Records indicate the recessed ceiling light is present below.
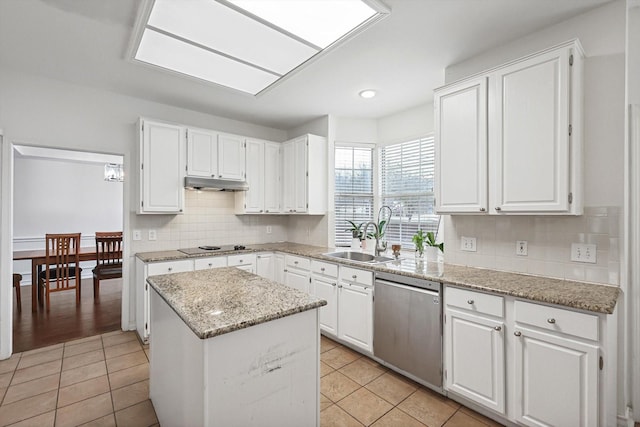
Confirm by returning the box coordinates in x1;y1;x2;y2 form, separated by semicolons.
130;0;390;95
359;89;377;99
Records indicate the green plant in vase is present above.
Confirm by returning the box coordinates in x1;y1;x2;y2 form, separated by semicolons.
425;231;444;252
345;220;365;240
412;229;426;258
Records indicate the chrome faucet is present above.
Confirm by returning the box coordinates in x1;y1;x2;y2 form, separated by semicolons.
363;221;384;256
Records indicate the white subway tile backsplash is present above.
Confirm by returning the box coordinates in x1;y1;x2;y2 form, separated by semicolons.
444;206;621;286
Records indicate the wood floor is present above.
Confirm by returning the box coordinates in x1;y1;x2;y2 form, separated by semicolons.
12;278;122;353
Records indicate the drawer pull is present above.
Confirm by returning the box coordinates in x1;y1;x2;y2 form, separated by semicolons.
332;283;337;287
208;263;213;267
239;260;243;263
514;331;522;337
480;207;486;212
495;206;502;211
352;275;357;279
294;261;298;264
547;318;556;324
494;326;502;331
320;267;325;272
467;299;474;305
168;267;173;272
338;284;343;288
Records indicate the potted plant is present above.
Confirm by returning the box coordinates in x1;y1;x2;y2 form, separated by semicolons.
345;220;364;250
412;229;426;258
412;230;444;260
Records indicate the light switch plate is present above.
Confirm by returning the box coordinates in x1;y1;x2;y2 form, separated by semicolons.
461;236;477;252
516;241;528;256
132;230;142;241
571;243;596;263
266;226;272;234
148;229;157;241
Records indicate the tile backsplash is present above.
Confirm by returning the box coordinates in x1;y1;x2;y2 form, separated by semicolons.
130;190;289;253
443;206;621;285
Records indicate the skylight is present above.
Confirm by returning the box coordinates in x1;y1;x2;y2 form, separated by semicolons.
131;0;389;95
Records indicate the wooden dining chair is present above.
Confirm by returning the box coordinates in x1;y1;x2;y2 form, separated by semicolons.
92;231;123;300
39;233;82;310
13;273;22;312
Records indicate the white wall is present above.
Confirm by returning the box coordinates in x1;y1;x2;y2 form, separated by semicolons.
441;2;625;285
377;103;435;145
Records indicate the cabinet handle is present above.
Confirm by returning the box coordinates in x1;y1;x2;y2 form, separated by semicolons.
211;174;215;177
239;259;243;263
338;284;343;288
480;207;486;212
332;283;337;287
494;326;502;331
467;299;474;305
514;331;522;337
260;210;263;213
168;267;173;272
284;269;288;273
208;263;213;267
547;318;556;324
352;275;357;279
294;261;298;265
320;267;325;272
218;174;222;178
495;206;502;211
265;210;269;213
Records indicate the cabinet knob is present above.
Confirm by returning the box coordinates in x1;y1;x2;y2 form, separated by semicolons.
218;174;222;178
294;261;298;265
514;331;522;337
239;259;243;263
332;283;337;287
495;206;502;211
467;299;474;305
211;174;215;177
284;269;288;273
547;318;556;324
208;263;212;267
338;284;343;288
494;326;502;331
352;275;357;279
320;267;325;272
168;267;173;272
480;207;486;212
265;210;269;213
260;210;263;213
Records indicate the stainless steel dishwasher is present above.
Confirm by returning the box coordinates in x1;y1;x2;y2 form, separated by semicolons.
373;271;442;389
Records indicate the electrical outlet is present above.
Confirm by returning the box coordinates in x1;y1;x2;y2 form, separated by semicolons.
266;226;272;234
148;229;157;241
571;243;597;263
133;230;142;241
461;236;477;252
516;240;528;256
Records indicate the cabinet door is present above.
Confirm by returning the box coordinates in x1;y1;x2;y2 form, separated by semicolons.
256;253;274;281
444;309;505;414
493;48;571;213
187;128;217;178
282;141;295;213
264;142;281;213
244;139;264;213
140;120;185;213
274;254;285;284
312;275;338;336
513;326;598;427
284;268;309;293
218;133;246;180
434;77;488;213
293;137;308;213
338;283;373;352
194;257;227;270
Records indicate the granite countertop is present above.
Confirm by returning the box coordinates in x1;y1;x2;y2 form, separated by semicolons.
147;267;326;339
137;242;620;315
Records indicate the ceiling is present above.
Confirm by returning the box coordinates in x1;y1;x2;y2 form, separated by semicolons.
0;0;613;130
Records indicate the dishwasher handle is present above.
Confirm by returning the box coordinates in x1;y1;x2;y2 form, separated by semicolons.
375;278;439;296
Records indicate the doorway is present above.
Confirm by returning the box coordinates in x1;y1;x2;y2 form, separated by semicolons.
11;145;124;352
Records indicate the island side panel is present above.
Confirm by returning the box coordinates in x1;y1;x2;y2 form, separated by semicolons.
149;289;205;427
204;308;320;427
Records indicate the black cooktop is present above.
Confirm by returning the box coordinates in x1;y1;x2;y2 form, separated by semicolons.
178;245;247;255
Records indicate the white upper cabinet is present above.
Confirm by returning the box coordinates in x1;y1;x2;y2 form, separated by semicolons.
435;76;488;213
235;139;281;214
435;39;583;215
282;134;327;215
186;128;246;181
187;128;218;178
137;118;185;214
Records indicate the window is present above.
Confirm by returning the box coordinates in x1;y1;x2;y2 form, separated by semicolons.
334;146;374;246
380;136;439;248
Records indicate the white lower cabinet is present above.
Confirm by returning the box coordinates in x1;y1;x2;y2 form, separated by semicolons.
443;286;602;427
337;267;373;353
284;255;311;293
255;253;274;280
136;258;194;342
227;254;256;274
310;260;339;336
194;256;227;270
274;253;285;284
513;301;599;427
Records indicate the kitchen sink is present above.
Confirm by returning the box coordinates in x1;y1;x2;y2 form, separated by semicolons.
323;251;394;264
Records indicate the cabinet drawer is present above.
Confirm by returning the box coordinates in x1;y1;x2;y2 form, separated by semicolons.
340;266;373;287
311;260;338;278
515;300;599;341
285;255;310;270
147;259;193;276
228;253;256;267
446;286;504;318
194;256;227;270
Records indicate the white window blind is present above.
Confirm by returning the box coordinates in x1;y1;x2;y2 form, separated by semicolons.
380;136;439;248
335;146;374;246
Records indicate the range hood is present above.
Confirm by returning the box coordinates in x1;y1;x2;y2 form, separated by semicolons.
184;176;249;192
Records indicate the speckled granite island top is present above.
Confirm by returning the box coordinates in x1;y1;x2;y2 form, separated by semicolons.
146;267;327;339
137;242;620;315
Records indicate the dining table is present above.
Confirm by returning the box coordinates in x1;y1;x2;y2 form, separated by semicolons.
13;247;98;312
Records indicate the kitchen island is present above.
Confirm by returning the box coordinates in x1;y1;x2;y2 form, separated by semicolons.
146;267;326;427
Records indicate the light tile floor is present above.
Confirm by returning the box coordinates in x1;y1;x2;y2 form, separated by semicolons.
0;332;505;427
319;336;504;427
0;330;156;427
